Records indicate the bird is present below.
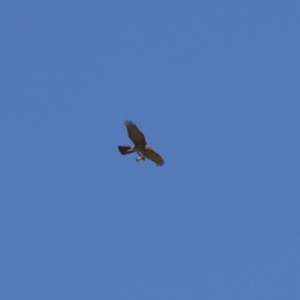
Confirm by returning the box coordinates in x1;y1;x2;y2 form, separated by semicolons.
118;120;165;166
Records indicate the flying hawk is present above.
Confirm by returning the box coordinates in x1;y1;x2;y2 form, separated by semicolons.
118;120;165;166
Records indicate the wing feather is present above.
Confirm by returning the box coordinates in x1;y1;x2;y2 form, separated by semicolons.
124;120;147;145
141;148;164;166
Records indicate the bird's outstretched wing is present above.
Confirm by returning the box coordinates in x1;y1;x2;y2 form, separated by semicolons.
141;148;164;166
124;120;147;145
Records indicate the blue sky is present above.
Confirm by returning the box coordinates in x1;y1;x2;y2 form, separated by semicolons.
1;1;299;299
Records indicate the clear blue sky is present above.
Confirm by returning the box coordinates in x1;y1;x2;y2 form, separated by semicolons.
1;1;299;299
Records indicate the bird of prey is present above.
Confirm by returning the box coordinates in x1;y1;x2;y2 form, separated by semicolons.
118;120;165;166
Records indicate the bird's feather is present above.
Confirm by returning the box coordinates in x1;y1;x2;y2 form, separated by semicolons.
124;120;147;145
118;146;134;155
141;148;164;166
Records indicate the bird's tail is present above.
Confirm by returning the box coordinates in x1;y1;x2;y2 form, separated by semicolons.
118;146;134;155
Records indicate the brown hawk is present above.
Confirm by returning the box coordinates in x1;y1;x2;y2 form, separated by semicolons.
118;120;165;166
